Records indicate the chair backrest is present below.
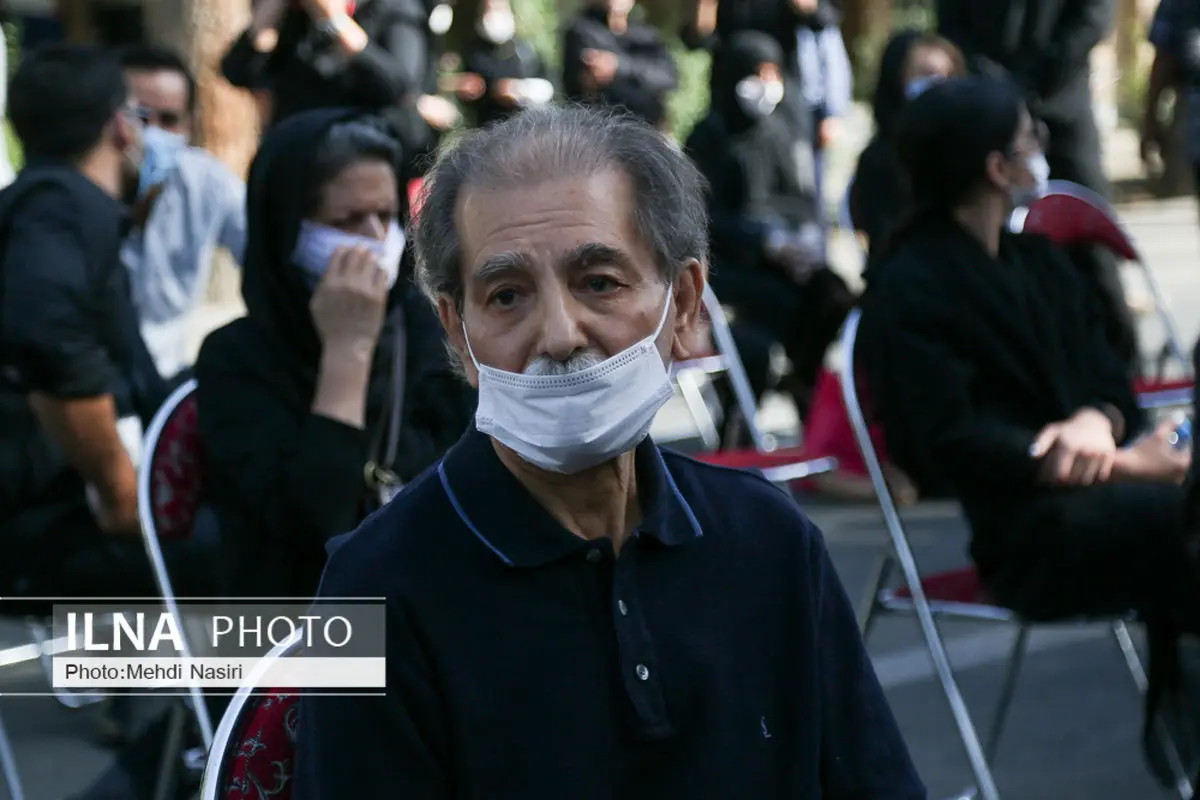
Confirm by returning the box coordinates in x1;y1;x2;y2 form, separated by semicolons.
201;632;305;800
689;284;767;450
137;378;203;543
1017;179;1140;261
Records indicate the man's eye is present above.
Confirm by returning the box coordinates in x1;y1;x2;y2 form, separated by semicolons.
585;275;617;292
490;288;519;307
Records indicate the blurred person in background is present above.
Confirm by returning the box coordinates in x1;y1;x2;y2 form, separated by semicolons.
860;78;1200;787
0;44;216;601
221;0;449;165
196;109;473;599
118;45;246;386
563;0;678;131
686;32;853;419
850;30;964;273
0;5;14;191
1142;0;1200;217
448;0;554;128
935;0;1140;375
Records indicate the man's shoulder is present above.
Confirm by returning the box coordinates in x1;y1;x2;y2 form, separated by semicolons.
316;465;456;597
658;447;820;539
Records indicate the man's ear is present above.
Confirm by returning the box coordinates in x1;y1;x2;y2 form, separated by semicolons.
437;295;479;388
984;151;1010;194
670;258;708;362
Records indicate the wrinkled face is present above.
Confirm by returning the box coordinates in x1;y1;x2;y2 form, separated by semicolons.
126;68;193;140
438;169;706;385
310;158;399;240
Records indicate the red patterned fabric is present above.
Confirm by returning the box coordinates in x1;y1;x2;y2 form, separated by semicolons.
222;692;299;800
1022;192;1139;261
149;392;203;541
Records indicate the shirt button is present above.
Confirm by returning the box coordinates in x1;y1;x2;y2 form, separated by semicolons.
617;599;628;616
635;664;650;681
586;549;602;564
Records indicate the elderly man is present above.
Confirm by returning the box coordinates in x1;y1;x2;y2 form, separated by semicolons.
294;105;923;799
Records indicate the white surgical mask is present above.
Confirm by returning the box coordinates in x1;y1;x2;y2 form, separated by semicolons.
138;125;188;197
904;75;942;100
735;77;784;119
293;220;406;289
478;10;515;44
1010;152;1051;208
464;289;675;474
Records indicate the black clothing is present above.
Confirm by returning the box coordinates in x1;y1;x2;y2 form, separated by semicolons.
562;7;678;127
295;426;925;799
195;109;473;598
221;0;431;137
936;0;1136;370
857;219;1194;624
686;33;850;417
0;164;173;596
849;31;921;272
462;36;549;127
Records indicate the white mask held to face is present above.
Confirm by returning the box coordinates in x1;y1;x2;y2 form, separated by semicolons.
478;10;515;44
735;77;784;120
293;220;406;289
464;288;676;474
1010;152;1051;208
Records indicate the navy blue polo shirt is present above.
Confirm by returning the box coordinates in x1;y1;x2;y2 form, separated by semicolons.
294;427;924;799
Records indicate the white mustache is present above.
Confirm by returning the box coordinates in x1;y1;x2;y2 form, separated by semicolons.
523;351;604;376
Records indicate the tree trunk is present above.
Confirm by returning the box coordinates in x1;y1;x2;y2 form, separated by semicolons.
59;0;94;43
841;0;892;73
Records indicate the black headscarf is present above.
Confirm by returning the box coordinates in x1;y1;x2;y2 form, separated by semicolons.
872;30;922;141
242;106;407;380
712;32;818;229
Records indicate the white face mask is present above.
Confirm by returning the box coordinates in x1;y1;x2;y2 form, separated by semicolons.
1010;152;1051;208
478;10;515;44
293;220;406;289
464;289;675;474
735;77;784;119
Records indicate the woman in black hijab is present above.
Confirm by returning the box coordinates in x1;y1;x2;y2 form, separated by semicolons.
849;30;963;274
685;31;853;418
195;108;473;598
859;77;1199;786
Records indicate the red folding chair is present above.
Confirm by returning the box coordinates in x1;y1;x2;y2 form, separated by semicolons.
137;378;215;754
200;633;304;800
670;284;838;487
1016;180;1191;381
841;307;1196;799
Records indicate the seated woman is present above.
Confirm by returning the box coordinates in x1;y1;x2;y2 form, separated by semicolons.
196;109;474;599
850;29;963;274
858;76;1196;785
685;31;854;420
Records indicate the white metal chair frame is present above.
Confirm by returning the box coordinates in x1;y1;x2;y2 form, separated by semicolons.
840;307;1194;799
199;630;305;800
137;377;216;752
670;284;838;485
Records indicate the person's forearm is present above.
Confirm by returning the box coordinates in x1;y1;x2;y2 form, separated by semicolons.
28;393;136;512
312;344;374;429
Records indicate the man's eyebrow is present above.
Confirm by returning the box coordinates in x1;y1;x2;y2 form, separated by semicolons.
474;251;530;282
561;242;632;270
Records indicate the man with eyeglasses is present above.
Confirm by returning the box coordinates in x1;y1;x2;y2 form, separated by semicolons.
118;45;246;386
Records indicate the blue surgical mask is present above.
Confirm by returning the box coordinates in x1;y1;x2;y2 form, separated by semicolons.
293;220;406;289
904;75;943;100
137;126;188;197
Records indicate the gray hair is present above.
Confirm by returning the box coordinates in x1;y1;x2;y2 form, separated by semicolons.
412;104;710;309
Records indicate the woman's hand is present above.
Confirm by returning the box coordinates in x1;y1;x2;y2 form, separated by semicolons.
1030;407;1118;486
1112;421;1192;485
310;245;389;355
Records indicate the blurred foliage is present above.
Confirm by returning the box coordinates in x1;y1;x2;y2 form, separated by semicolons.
851;1;934;102
4;18;21;170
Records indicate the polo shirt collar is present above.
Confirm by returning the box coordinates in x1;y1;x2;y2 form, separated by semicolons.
437;427;704;568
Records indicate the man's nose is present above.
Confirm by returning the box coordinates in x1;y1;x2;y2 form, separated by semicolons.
537;294;589;362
